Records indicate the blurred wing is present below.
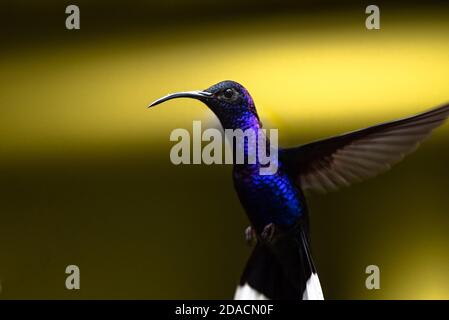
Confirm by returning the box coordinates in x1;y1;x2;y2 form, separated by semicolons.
280;103;449;193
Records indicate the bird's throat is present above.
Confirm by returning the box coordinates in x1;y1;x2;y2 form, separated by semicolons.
219;111;275;172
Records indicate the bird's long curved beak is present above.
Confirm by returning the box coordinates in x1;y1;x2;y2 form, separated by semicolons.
148;91;212;108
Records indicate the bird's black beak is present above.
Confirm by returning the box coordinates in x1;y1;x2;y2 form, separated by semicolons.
148;91;212;108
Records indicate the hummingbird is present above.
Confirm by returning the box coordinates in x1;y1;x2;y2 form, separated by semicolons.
148;80;449;300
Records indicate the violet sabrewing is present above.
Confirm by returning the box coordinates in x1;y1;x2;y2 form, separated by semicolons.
148;80;449;300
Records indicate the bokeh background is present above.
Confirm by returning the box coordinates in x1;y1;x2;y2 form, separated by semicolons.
1;0;449;299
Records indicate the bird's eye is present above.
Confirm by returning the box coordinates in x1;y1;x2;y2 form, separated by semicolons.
223;88;235;99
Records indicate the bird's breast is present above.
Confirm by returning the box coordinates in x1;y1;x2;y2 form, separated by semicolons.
233;166;305;232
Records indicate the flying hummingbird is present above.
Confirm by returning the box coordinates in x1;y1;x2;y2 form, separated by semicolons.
148;80;449;300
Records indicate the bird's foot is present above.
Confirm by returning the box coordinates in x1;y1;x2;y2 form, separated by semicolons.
244;226;256;246
260;223;276;243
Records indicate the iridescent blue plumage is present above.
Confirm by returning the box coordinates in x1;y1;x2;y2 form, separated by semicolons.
229;116;305;232
202;81;306;232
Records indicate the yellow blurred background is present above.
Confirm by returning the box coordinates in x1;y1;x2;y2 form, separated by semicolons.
0;0;449;299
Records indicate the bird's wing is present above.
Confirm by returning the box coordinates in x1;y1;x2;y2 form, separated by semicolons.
280;103;449;194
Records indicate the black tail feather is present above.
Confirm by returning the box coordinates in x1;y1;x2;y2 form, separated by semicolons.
236;221;321;300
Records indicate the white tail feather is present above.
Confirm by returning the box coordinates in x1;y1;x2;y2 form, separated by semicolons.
302;273;324;300
234;273;324;300
234;283;268;300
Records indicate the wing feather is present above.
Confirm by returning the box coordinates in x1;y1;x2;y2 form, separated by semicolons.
281;103;449;193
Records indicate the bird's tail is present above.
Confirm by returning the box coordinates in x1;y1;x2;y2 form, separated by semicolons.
234;223;324;300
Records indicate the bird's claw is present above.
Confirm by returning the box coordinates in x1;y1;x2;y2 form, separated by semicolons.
245;226;256;245
260;223;276;243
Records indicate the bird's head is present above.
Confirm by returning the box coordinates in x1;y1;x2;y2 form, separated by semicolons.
148;80;260;129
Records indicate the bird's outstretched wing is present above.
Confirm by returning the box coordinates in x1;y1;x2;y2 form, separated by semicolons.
280;103;449;194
